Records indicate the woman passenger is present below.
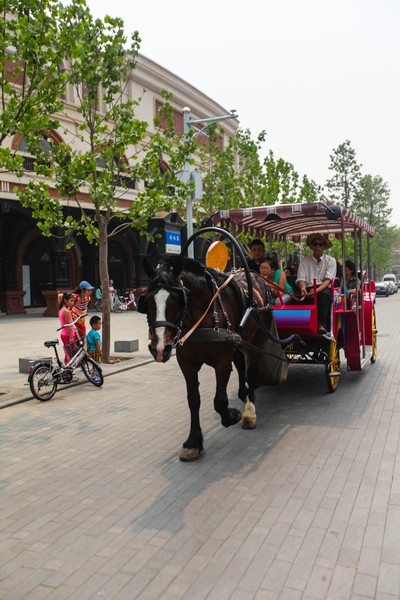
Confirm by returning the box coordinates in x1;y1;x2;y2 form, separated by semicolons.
344;259;359;295
260;257;293;304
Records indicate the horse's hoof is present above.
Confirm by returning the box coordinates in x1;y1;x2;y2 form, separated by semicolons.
242;417;257;430
179;447;202;462
242;398;256;429
229;408;242;425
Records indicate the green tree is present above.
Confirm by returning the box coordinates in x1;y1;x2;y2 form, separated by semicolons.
326;140;362;208
17;4;192;361
262;150;299;205
194;128;305;227
299;175;325;203
194;124;246;219
352;174;393;276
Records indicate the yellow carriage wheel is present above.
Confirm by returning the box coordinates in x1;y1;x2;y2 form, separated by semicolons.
205;241;229;271
325;339;340;393
371;307;377;363
285;343;296;361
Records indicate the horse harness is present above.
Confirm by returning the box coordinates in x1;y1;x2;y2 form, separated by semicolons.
146;267;296;359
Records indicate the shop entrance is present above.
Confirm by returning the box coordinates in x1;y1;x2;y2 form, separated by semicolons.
23;238;55;306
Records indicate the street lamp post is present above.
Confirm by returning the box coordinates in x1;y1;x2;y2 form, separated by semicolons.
182;107;238;258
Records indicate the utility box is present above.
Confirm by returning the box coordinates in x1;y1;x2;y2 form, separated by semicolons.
114;340;139;353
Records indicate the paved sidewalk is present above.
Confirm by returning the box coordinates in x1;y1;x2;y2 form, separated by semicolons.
1;295;400;599
0;309;154;409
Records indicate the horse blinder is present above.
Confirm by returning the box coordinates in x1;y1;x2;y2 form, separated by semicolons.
136;294;148;314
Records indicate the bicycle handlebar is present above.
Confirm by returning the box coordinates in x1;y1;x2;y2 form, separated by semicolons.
56;313;87;331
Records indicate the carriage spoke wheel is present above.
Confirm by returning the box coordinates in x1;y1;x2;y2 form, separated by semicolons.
371;307;377;363
325;339;340;393
285;343;296;361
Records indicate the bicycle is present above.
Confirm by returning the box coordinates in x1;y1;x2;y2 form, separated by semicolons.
28;314;104;401
94;290;136;312
117;291;137;311
94;293;126;313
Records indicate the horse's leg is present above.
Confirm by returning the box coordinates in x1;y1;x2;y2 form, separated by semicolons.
233;350;248;402
241;355;258;429
214;359;242;427
177;353;204;462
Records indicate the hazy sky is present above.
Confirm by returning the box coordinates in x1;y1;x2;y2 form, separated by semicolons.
85;0;400;225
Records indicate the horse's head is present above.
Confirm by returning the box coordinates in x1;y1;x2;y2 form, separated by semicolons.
138;256;186;362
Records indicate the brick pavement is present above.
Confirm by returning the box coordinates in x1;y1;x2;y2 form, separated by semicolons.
1;295;400;599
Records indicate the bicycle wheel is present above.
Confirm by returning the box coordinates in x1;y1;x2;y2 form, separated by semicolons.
112;301;123;313
29;364;57;401
81;356;104;387
95;300;102;311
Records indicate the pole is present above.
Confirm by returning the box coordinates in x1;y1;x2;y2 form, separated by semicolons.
183;108;193;257
182;106;238;260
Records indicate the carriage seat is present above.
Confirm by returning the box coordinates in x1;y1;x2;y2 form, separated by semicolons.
273;279;338;339
273;299;319;338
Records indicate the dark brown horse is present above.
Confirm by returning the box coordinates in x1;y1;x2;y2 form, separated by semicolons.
138;255;288;461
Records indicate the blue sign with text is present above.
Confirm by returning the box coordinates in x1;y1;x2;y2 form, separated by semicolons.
165;230;181;254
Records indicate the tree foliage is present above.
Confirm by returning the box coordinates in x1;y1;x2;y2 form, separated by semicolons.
0;0;87;172
326;139;362;208
194;128;326;228
353;174;394;275
12;2;192;360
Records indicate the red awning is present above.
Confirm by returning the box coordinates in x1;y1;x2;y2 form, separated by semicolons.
209;202;374;241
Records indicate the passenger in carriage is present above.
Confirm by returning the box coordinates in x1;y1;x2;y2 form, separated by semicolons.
246;238;265;273
284;266;294;277
344;259;360;295
296;233;337;339
260;256;293;304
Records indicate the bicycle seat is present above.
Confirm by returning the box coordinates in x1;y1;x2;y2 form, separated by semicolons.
44;339;59;348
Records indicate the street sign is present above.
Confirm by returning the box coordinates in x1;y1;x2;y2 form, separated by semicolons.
165;230;181;254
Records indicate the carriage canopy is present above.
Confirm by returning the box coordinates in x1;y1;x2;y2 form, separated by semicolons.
208;202;374;243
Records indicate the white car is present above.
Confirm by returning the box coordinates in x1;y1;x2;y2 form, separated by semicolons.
382;274;398;293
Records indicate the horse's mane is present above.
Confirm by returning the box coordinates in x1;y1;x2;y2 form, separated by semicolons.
148;255;231;297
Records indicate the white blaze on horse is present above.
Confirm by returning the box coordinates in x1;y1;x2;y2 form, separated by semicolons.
138;255;289;461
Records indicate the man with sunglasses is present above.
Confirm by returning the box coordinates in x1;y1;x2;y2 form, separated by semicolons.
296;233;337;338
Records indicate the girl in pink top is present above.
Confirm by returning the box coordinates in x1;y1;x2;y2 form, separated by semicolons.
59;292;77;363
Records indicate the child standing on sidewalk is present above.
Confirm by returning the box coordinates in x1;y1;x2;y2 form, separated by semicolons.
59;292;78;364
71;280;95;338
87;315;102;363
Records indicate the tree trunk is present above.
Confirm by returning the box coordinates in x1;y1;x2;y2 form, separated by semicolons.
98;217;111;363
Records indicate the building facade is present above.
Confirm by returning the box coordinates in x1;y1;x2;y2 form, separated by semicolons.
0;54;238;314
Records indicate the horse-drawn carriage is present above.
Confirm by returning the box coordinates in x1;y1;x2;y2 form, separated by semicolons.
207;201;377;394
139;202;376;460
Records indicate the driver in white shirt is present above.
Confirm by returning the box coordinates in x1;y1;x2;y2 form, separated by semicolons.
296;233;337;338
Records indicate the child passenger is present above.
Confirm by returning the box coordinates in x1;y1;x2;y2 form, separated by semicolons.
87;315;102;363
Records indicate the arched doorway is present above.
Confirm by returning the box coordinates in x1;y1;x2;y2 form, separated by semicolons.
22;237;56;306
107;239;134;294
